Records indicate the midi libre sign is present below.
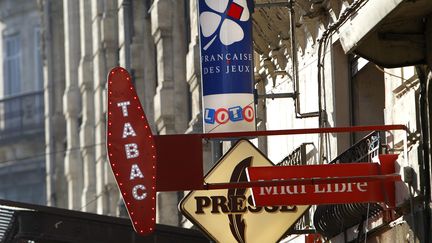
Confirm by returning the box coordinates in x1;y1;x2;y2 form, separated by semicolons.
247;155;399;207
179;140;309;243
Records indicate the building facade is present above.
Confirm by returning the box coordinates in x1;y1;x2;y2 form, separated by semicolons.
0;0;46;205
40;0;200;226
0;0;431;242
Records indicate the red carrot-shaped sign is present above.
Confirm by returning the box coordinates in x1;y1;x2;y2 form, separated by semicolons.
106;67;157;235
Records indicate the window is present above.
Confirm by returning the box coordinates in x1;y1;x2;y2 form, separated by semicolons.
0;159;46;205
2;34;22;130
34;28;43;90
33;28;44;125
3;33;21;96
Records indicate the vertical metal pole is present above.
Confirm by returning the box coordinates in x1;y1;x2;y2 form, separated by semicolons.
424;16;432;238
211;140;222;164
289;0;299;115
290;0;319;118
417;65;431;243
123;0;132;72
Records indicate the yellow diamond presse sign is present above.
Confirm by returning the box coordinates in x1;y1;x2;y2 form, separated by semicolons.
179;140;309;243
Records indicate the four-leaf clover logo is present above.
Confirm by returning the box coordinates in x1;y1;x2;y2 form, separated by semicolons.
200;0;250;50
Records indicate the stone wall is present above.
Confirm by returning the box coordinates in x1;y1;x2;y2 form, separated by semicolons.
39;0;207;226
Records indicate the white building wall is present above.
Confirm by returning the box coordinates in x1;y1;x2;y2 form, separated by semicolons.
78;0;96;213
92;0;119;216
150;0;189;226
384;67;421;204
264;39;320;164
63;0;83;211
42;0;68;208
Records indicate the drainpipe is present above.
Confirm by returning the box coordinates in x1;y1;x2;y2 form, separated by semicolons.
122;0;132;71
253;1;319;118
289;0;320;119
416;65;431;243
425;70;432;243
315;0;369;125
424;14;432;242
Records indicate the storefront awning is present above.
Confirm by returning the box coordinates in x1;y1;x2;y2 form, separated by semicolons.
0;200;208;243
339;0;432;68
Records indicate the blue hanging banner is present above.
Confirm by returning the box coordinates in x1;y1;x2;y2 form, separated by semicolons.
198;0;256;133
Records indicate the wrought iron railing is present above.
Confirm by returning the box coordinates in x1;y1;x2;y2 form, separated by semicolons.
0;91;44;138
278;143;314;233
277;143;308;166
314;131;384;239
330;131;381;164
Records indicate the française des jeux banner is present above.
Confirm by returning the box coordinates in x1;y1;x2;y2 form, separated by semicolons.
198;0;256;133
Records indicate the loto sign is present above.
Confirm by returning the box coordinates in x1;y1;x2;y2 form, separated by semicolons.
198;0;256;133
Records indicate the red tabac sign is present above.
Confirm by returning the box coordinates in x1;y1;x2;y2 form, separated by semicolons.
247;154;400;207
106;67;156;235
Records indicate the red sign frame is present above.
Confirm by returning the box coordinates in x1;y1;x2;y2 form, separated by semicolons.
106;67;156;235
104;67;406;236
247;155;400;207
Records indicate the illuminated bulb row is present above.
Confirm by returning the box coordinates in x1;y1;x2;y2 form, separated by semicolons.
130;164;144;179
132;185;147;200
125;143;139;159
117;101;130;117
131;68;157;233
123;123;137;138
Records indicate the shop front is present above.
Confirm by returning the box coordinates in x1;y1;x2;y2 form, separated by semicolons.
0;199;208;243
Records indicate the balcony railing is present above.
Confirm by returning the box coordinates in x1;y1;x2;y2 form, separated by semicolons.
0;91;44;138
314;131;384;238
277;143;308;166
277;143;315;234
330;131;381;164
